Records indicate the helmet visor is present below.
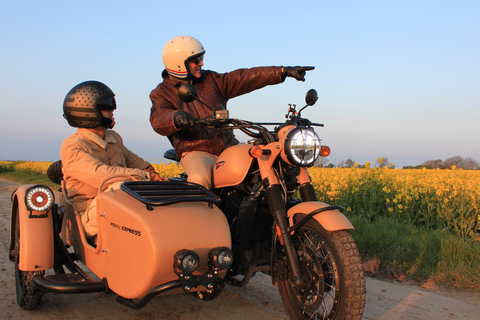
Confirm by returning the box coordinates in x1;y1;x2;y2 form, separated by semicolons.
97;97;116;110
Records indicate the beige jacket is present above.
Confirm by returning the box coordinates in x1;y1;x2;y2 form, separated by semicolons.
60;128;152;212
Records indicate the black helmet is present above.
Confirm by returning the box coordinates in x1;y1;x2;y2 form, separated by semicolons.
63;80;116;128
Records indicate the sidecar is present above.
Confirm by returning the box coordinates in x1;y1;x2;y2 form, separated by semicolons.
9;177;232;310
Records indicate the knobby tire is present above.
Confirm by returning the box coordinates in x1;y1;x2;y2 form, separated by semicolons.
277;218;365;319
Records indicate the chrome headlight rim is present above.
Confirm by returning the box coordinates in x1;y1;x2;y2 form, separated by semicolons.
25;185;54;212
284;127;321;167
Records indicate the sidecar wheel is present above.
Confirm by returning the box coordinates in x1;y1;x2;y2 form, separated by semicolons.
14;208;44;310
277;217;365;320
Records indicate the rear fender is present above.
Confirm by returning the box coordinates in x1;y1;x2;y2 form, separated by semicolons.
287;201;354;231
10;185;54;271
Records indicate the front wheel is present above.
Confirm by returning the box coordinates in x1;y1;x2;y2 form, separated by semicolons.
278;218;365;319
14;207;44;310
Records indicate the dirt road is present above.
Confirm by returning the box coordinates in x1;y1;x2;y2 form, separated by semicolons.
1;178;479;319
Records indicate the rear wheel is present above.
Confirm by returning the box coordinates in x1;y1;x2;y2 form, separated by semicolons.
14;208;44;310
278;218;365;319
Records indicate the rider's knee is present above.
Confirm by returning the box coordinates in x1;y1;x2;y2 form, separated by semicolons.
188;173;212;190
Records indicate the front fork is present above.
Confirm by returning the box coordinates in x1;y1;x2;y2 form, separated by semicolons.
257;144;316;287
266;184;306;287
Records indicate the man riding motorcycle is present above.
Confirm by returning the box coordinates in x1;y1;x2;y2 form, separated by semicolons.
149;35;314;189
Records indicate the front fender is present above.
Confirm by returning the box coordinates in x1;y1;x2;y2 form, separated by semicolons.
10;185;54;271
287;201;354;231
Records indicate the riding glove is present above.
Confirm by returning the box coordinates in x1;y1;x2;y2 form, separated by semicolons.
282;66;315;82
174;111;196;130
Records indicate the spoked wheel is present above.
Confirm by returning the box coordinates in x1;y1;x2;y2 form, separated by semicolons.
14;208;44;310
278;218;365;320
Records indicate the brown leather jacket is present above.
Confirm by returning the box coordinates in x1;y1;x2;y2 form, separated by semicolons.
149;66;284;156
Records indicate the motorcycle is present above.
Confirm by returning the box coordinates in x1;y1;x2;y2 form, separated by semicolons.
9;85;365;319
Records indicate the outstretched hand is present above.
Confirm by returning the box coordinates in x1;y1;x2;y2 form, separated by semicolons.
283;66;315;81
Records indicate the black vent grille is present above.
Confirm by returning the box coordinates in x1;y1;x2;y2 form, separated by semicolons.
121;181;220;207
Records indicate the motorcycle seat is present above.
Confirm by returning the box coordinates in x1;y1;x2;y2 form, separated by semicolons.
163;149;180;162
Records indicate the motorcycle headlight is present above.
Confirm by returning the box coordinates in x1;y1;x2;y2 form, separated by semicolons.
284;127;321;166
25;185;54;211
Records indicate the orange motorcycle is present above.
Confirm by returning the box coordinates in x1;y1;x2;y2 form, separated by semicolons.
9;85;365;319
170;84;366;319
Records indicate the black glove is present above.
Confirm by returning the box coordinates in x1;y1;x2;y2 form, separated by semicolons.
174;111;196;130
282;66;315;82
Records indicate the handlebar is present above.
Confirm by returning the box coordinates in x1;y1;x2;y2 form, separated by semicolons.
255;122;324;127
192;114;323;144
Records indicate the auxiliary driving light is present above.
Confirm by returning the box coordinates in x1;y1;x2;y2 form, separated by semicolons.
208;247;233;270
174;249;200;274
25;185;54;211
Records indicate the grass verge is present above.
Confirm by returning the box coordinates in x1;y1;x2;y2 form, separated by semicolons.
0;172;58;189
348;214;480;291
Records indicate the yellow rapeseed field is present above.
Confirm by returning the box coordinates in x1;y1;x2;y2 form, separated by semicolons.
309;166;480;238
2;161;479;237
0;161;54;175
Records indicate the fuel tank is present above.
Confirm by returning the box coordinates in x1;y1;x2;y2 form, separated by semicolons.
213;144;253;188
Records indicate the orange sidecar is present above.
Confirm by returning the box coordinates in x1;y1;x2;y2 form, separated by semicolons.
10;179;232;310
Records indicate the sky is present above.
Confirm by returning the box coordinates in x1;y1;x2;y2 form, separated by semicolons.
1;0;479;168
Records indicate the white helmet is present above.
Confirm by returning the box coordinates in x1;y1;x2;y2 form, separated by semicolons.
162;35;205;79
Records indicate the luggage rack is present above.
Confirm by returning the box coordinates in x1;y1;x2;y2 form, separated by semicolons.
121;180;220;207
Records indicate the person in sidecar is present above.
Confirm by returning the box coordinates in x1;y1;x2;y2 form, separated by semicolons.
61;80;164;241
149;35;314;190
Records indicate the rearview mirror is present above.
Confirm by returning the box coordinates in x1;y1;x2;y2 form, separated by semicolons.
178;84;198;103
305;89;318;106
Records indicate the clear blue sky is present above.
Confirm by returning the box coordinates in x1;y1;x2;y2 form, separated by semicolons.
1;0;479;168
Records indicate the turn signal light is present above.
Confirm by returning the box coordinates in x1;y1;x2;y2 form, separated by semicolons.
249;146;263;158
320;145;331;157
249;146;272;158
